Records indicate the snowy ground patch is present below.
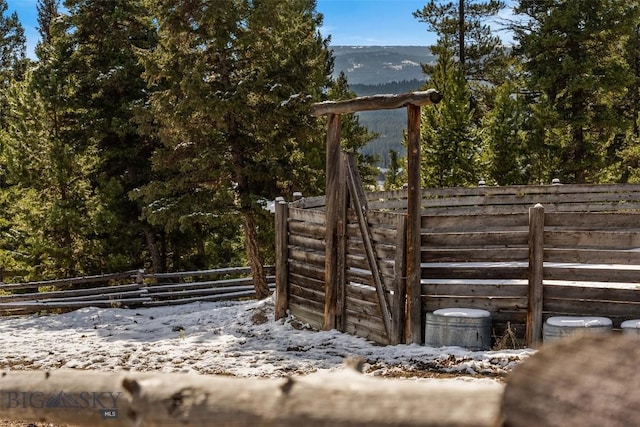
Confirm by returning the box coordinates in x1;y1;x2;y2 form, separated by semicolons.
0;297;534;380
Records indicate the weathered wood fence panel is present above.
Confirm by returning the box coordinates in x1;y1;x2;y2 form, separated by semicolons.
343;209;405;345
286;203;327;330
285;197;406;343
277;183;640;348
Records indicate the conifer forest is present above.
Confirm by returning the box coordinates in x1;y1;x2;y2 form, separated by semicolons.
1;0;640;289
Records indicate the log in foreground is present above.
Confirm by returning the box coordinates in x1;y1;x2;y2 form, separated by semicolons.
0;366;502;426
310;89;443;116
500;333;640;427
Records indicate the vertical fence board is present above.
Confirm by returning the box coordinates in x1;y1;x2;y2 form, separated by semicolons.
335;153;348;331
275;200;289;320
526;203;545;347
323;113;341;330
392;214;408;344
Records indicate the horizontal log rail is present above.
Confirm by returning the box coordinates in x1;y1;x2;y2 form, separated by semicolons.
0;267;275;316
310;89;442;116
0;367;502;427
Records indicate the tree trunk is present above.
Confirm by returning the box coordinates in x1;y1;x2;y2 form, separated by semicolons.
143;225;164;273
243;209;269;299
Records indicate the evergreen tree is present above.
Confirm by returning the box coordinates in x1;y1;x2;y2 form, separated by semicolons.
384;149;405;190
614;21;640;183
414;0;507;86
138;0;332;297
47;0;161;272
2;2;103;278
513;0;638;183
36;0;58;45
0;0;28;278
0;0;26;97
420;39;479;188
2;70;100;277
480;61;529;185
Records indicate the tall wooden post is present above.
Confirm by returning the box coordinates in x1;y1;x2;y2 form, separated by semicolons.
274;199;289;320
323;113;341;330
526;203;545;347
406;104;423;344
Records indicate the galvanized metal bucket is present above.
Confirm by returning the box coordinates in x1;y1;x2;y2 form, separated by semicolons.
543;316;612;343
424;308;492;351
621;319;640;340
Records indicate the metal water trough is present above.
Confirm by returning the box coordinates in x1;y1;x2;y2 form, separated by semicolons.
542;316;613;343
425;308;492;351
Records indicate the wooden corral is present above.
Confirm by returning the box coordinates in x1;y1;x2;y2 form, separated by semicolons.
275;183;640;347
276;89;640;348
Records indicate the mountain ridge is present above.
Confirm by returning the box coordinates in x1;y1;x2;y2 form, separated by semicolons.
330;45;434;86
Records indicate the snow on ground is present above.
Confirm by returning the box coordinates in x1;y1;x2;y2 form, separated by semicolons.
0;296;534;382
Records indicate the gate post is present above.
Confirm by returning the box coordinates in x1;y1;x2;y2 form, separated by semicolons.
406;103;423;344
323;113;342;330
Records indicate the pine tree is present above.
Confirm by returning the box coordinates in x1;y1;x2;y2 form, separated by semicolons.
480;62;529;185
0;0;28;278
420;40;479;188
138;0;332;297
513;0;639;183
414;0;507;86
613;21;640;183
43;0;162;272
36;0;58;45
0;0;26;95
2;70;100;277
384;149;405;190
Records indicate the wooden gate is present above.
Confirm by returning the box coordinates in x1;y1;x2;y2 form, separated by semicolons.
275;91;442;345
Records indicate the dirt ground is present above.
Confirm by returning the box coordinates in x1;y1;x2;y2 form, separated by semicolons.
0;423;71;427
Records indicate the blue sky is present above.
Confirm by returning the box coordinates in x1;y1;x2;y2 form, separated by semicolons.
6;0;39;57
316;0;435;46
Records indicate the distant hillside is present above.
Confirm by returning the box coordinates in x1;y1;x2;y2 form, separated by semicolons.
330;46;435;167
331;46;435;85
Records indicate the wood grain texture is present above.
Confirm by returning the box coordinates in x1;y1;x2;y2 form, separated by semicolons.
310;89;442;116
0;368;503;427
501;334;640;427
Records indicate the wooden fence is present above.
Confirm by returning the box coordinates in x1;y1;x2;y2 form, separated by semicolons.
275;183;640;348
0;266;275;316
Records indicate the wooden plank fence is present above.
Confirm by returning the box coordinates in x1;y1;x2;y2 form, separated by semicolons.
276;183;640;348
0;267;275;316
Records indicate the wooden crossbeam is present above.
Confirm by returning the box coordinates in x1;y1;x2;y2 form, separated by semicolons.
310;90;442;116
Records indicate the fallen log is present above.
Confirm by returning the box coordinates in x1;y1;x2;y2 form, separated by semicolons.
0;366;503;426
500;333;640;427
